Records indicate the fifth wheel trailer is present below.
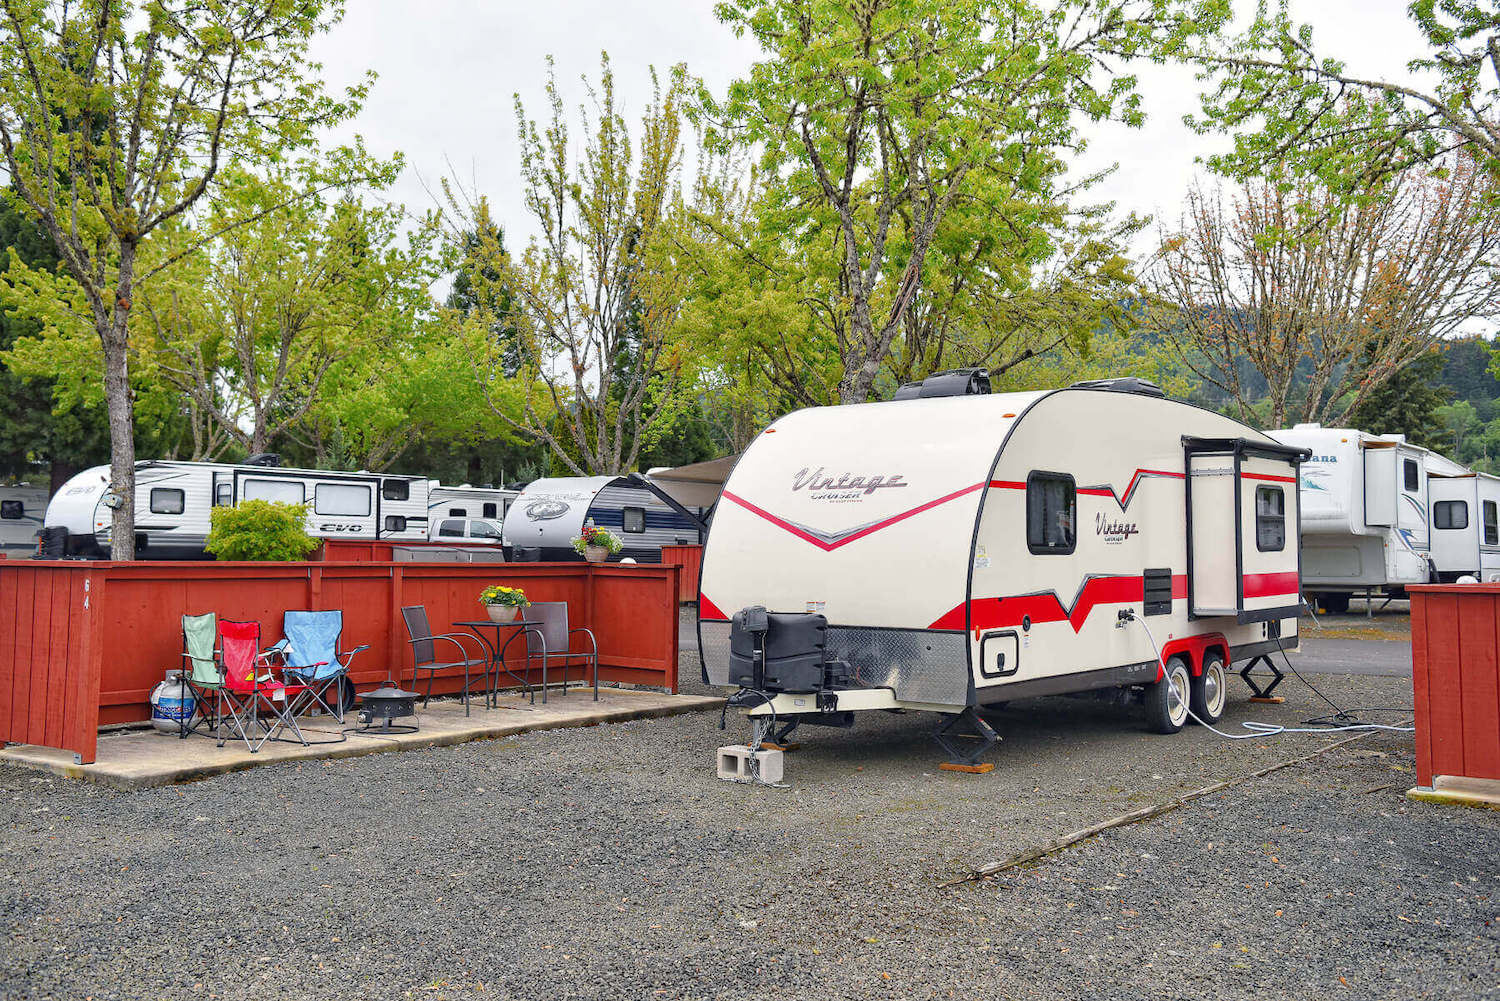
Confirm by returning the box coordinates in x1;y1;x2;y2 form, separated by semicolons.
44;459;429;558
698;375;1309;769
1267;425;1468;612
1427;469;1500;583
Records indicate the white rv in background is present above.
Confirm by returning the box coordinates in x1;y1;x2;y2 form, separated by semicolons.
699;375;1308;765
1427;468;1500;583
1267;424;1464;612
45;459;429;559
0;484;47;555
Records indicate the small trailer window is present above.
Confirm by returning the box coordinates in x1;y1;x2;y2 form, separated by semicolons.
384;515;407;532
0;500;22;520
315;483;371;517
438;519;465;537
1255;485;1285;551
1434;500;1469;531
1026;472;1076;555
382;479;410;501
448;508;466;517
482;502;498;519
149;488;185;515
244;478;304;505
214;483;232;507
1486;501;1499;546
623;506;646;534
1404;459;1420;492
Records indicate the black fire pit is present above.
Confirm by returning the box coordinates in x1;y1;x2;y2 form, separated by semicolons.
357;685;420;734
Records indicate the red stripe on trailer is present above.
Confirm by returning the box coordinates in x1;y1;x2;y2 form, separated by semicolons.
698;593;728;621
988;480;1026;490
1243;571;1300;597
1241;472;1297;484
721;483;985;552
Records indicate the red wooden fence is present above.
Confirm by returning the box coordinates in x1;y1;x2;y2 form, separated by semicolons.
1409;583;1500;788
0;560;679;764
659;545;703;603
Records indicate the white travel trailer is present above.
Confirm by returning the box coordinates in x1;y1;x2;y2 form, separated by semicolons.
502;475;705;562
427;483;519;523
698;375;1309;768
1267;425;1463;612
1427;469;1500;583
0;484;48;555
45;459;429;559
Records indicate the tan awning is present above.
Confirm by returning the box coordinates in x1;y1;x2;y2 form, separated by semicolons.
644;454;739;508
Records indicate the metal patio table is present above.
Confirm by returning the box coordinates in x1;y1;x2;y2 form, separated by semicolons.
454;619;542;707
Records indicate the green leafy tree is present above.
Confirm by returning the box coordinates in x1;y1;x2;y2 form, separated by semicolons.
1194;0;1500;190
1436;399;1482;461
1343;347;1453;450
205;500;319;562
0;1;372;557
702;0;1223;404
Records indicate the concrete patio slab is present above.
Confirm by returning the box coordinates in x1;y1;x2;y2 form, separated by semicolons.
0;688;723;790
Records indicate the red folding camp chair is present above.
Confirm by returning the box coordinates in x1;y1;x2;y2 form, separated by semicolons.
215;619;308;753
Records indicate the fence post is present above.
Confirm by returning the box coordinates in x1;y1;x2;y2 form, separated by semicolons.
308;566;323;610
74;570;105;764
388;565;405;686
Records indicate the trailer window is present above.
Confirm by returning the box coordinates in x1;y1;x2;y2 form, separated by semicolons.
149;488;185;515
214;483;232;507
1255;486;1285;552
1486;501;1498;546
622;506;646;534
482;502;498;519
438;519;465;538
1433;500;1468;531
0;500;22;520
382;479;410;501
315;483;371;517
1404;459;1420;492
384;515;408;532
243;478;304;505
448;507;466;517
1026;472;1076;555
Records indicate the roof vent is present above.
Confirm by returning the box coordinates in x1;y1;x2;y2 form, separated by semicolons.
892;367;991;401
244;452;281;467
1067;377;1165;399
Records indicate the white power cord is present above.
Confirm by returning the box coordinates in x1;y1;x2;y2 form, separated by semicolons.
1123;612;1414;738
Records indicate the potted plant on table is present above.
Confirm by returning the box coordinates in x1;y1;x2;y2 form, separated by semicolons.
479;584;529;622
571;523;623;563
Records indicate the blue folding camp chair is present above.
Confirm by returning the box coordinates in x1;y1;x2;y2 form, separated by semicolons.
265;610;368;724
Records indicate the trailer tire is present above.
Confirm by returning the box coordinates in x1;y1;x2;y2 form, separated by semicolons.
1190;654;1227;725
1319;593;1350;615
1145;656;1191;734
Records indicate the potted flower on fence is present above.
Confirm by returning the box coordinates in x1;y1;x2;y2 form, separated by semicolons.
571;524;622;563
479;584;529;623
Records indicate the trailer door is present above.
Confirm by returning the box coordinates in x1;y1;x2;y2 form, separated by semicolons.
1238;454;1303;622
1363;444;1397;527
1187;450;1239;617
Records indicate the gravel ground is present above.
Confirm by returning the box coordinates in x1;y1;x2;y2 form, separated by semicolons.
3;646;1498;1001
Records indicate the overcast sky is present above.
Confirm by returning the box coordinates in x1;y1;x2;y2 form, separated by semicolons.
310;1;1428;257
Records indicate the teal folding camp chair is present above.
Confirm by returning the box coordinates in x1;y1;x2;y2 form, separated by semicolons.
179;612;222;739
266;610;368;724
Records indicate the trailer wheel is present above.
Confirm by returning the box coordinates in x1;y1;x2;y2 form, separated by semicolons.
1190;654;1227;725
1145;656;1191;734
1319;593;1350;615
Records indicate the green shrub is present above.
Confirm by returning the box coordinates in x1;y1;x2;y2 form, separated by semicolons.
205;499;320;561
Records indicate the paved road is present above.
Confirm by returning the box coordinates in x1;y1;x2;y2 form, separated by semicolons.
1286;636;1411;676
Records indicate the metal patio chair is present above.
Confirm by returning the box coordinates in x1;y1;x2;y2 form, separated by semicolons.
216;619;308;753
400;605;491;716
266;610;369;724
179;612;222;739
499;601;598;702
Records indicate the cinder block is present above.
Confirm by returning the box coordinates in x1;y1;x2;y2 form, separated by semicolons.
716;744;784;784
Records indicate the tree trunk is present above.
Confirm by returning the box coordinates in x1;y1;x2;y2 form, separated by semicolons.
103;244;138;560
101;322;136;560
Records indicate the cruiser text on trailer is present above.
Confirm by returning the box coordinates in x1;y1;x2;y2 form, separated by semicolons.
697;375;1309;771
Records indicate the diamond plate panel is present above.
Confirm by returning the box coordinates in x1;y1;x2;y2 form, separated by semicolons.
827;627;968;707
699;620;733;686
697;618;967;707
